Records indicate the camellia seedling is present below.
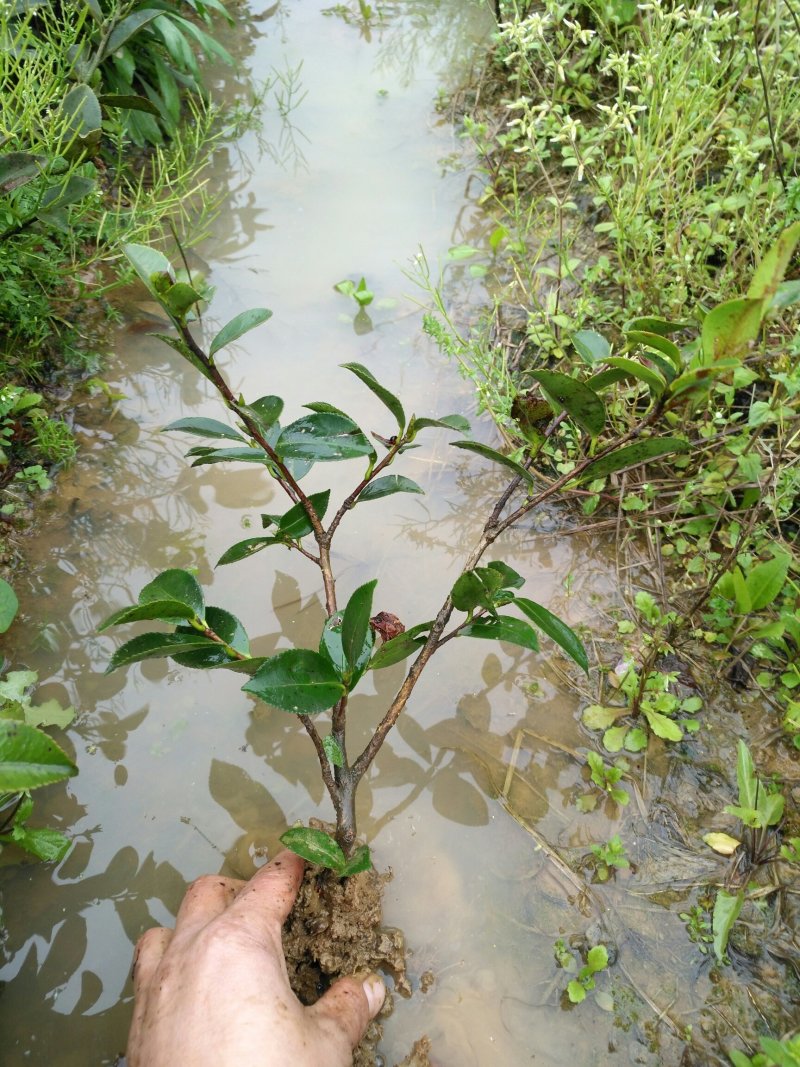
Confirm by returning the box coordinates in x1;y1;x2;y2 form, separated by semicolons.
100;242;676;872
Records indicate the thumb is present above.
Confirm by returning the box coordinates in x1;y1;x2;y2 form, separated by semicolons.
307;973;386;1051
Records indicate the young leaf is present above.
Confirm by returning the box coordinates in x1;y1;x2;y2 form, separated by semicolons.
578;438;690;481
0;577;18;633
280;826;346;873
0;721;77;791
413;414;471;433
209;308;273;356
340;843;373;876
138;569;205;619
529;370;606;435
735;740;758;811
712;889;743;962
567;980;587;1004
514;598;588;672
460;616;540;652
320;614;374;686
356;476;424;504
341;362;405;430
368;628;428;670
586;945;608;972
242;395;284;434
242;650;345;713
323;735;344;767
342;580;378;674
162;417;244;441
123;243;172;296
486;561;525;590
105;633;216;672
451;441;534;486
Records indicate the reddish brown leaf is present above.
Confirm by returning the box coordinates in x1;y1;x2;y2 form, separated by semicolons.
369;612;405;642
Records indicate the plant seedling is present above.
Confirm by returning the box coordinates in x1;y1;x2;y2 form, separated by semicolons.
554;939;612;1007
334;276;374;307
589;834;630;882
576;751;629;811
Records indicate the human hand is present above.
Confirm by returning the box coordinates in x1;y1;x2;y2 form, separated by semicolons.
127;850;386;1067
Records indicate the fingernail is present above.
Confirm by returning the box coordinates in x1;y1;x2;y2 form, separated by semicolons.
362;974;386;1017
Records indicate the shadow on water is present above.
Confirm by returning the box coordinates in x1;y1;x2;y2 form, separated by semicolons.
2;1;796;1065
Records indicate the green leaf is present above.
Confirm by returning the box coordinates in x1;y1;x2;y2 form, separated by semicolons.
173;606;250;667
624;728;648;752
277;491;330;540
578;438;689;482
368;626;429;670
712;889;743;961
624;330;682;371
341;362;405;430
319;613;374;686
340;843;373;876
0;152;44;193
452;571;489;614
209;308;273;356
342;580;378;674
735;740;758;811
486;561;525;589
460;616;539;652
572;329;610;363
413;414;471;434
98;93;162;116
280;826;346;873
277;413;374;462
586;945;608;972
99;600;197;631
582;705;627;729
103;9;162;56
356;475;424;504
242;650;345;713
528;370;606;436
8;824;71;862
514;597;588;672
624;316;688;336
0;578;18;633
216;537;283;566
0;721;77;791
139;569;204;618
161;282;203;320
190;447;268;467
603;725;629;752
123;243;172;296
24;697;74;730
745;551;790;611
567;980;587;1003
323;734;344;767
242;395;284;434
603;357;666;397
452;440;534;486
701;298;764;363
642;707;683;742
105;632;215;672
747;222;800;303
162;417;244;441
61;84;102;142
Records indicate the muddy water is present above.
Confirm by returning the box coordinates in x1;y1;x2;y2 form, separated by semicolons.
0;3;740;1066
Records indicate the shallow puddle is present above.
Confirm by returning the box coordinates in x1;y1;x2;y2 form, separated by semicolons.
1;2;796;1065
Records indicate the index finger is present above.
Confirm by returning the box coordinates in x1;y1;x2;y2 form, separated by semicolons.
228;849;306;936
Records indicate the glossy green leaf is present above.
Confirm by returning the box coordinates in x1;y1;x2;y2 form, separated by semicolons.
624;316;688;336
578;438;690;481
624;330;682;371
514;598;588;672
413;414;471;433
209;308;273;356
747;222;800;303
460;616;539;652
280;826;346;873
745;551;790;611
452;440;534;486
528;370;606;436
242;395;283;434
356;475;424;504
341;844;373;876
586;368;630;392
603;357;666;397
0;578;18;633
105;633;215;672
276;491;330;539
123;243;172;296
319;613;374;686
303;401;352;418
572;329;610;363
323;735;344;767
341;362;405;430
368;626;429;670
242;650;345;713
735;739;758;811
712;888;743;961
104;9;162;56
138;569;204;618
173;606;250;667
342;580;378;674
701;298;764;363
0;721;77;791
162;417;244;441
486;561;525;589
98;600;197;631
277;413;374;462
216;537;283;566
161;282;203;320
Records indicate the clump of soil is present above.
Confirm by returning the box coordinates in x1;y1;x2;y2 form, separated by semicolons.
282;861;412;1067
